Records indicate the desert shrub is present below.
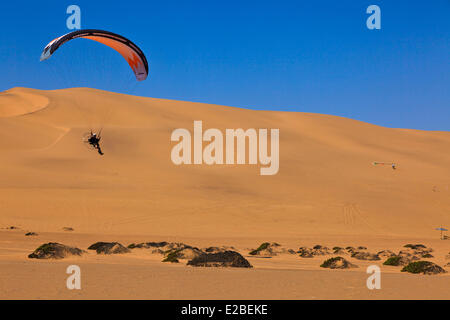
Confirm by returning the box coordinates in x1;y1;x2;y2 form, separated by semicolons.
383;256;402;266
404;244;426;249
162;249;181;263
401;261;433;273
320;257;341;268
249;242;270;255
36;243;53;254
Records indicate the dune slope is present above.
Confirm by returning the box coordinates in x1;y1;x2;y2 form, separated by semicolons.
0;87;449;239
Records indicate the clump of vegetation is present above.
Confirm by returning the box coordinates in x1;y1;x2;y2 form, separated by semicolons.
383;256;402;266
333;247;348;254
422;253;433;258
320;256;357;269
377;250;395;258
401;261;428;273
298;247;314;258
311;245;331;255
36;243;53;254
88;242;130;254
404;244;426;249
321;257;339;268
128;242;169;249
162;249;181;263
187;251;252;268
249;242;270;255
351;251;380;261
401;261;446;275
28;242;83;259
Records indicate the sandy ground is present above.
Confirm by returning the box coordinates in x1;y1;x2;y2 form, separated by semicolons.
0;230;449;299
0;87;449;299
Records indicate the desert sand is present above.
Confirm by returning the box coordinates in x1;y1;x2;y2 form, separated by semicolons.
0;87;449;299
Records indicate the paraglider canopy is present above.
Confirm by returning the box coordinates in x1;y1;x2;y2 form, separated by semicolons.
40;29;148;81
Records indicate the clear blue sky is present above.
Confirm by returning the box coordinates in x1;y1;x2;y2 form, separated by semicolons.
1;1;448;130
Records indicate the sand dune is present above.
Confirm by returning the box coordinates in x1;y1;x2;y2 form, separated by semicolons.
0;87;49;117
1;87;449;238
0;87;449;299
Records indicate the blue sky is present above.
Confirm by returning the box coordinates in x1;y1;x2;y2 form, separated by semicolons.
0;1;448;130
